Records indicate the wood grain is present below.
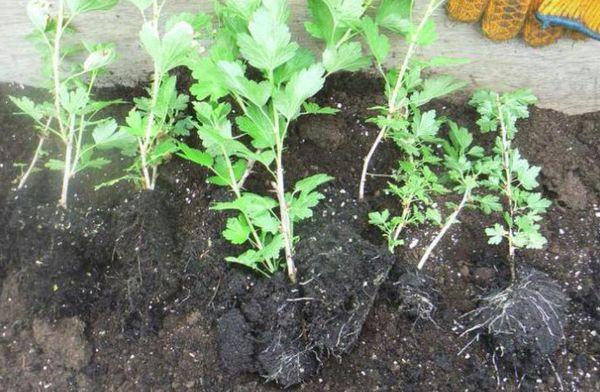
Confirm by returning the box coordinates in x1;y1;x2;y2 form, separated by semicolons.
0;0;598;114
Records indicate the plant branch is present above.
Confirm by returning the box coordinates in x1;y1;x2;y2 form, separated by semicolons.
271;102;296;282
17;128;48;189
392;197;413;244
359;123;388;200
59;113;76;208
51;0;66;138
140;20;162;190
417;186;472;270
53;0;70;208
220;146;264;250
496;94;517;282
358;0;440;200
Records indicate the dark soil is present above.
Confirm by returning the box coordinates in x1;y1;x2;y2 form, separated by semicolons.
1;73;599;391
111;190;183;337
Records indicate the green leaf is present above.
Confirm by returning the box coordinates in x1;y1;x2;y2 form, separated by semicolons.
45;159;65;171
177;143;214;167
525;192;551;213
223;216;251;245
201;127;254;163
515;164;541;190
274;64;326;120
335;0;365;24
411;76;466;107
288;190;325;222
361;17;390;64
425;208;441;225
121;109;145;137
154;75;187;120
468;146;485;158
410;19;436;46
9;96;45;122
260;234;285;261
253;212;280;234
237;7;298;72
77;156;111;171
322;42;370;74
66;0;118;14
477;194;503;214
375;0;411;34
92;119;137;152
485;224;505;245
140;22;162;64
305;0;336;45
263;0;291;22
60;87;89;114
302;102;339;115
213;193;278;217
218;61;271;107
159;21;196;73
447;122;473;152
207;160;230;186
286;174;332;222
223;0;262;21
190;58;229;101
368;210;390;226
235;106;275;149
523;230;547;249
226;249;262;270
293;173;333;194
274;48;316;84
412;110;439;140
141;21;195;74
148;139;178;164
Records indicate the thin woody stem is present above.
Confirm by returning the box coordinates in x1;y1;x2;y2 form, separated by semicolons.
417;186;472;270
392;199;413;244
17;119;50;189
358;0;441;200
496;94;517;282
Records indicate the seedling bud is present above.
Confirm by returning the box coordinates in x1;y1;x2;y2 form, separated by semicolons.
27;0;51;31
83;46;116;72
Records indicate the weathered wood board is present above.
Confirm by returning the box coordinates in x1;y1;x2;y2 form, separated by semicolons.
1;0;599;114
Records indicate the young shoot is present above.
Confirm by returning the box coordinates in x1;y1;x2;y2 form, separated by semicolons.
470;89;550;281
115;0;207;190
416;122;501;270
368;110;447;252
11;0;126;208
357;0;466;199
179;0;362;282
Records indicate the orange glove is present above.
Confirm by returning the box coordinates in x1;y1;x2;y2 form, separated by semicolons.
447;0;598;46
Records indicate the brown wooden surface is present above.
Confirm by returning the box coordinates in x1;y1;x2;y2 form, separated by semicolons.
1;0;599;114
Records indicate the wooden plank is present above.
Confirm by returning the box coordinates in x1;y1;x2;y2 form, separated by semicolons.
1;0;599;114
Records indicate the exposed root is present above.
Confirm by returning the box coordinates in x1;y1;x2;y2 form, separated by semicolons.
547;357;564;391
394;271;439;327
459;267;567;376
259;330;318;388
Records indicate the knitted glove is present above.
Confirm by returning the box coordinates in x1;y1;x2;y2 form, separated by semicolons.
447;0;599;46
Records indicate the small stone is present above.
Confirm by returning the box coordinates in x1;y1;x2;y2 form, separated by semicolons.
459;265;470;277
296;115;345;150
474;267;495;283
32;317;92;370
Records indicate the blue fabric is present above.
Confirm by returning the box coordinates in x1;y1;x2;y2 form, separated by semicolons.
536;12;600;40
